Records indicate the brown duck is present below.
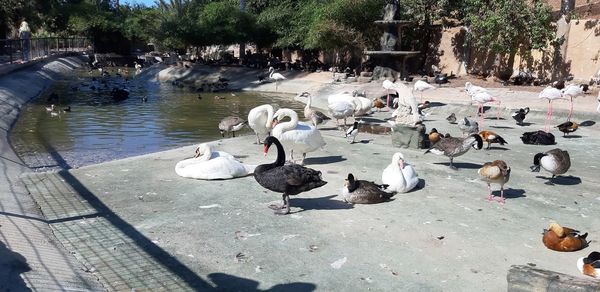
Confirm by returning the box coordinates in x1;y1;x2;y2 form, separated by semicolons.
542;222;588;252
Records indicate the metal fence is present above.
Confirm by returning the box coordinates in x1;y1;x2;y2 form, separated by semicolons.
0;37;92;65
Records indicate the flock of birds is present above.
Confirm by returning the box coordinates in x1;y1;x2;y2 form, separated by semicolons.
172;74;600;279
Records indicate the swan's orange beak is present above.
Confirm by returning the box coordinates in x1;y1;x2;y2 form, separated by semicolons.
271;119;278;127
398;160;404;169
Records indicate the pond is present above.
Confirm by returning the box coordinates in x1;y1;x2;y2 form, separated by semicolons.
10;68;305;170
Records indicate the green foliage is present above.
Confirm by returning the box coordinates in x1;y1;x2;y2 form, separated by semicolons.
463;0;555;55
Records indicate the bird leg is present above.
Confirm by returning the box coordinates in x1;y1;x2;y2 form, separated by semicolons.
274;195;291;215
269;194;287;212
486;183;494;202
478;104;484;126
255;134;261;145
300;153;307;166
233;131;236;138
386;89;390;108
485;141;491;150
449;157;457;170
496;186;506;204
496;100;501;120
568;96;573;121
544;100;551;132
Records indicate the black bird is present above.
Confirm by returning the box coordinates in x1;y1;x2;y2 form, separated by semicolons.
434;74;449;85
446;113;457;124
197;94;202;100
63;106;71;112
253;136;327;215
511;107;530;125
47;92;59;102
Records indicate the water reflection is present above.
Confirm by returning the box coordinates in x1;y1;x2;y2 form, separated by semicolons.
10;68;304;170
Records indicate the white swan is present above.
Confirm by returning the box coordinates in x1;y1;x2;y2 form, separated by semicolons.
175;143;255;180
272;108;326;164
381;152;419;193
248;104;274;144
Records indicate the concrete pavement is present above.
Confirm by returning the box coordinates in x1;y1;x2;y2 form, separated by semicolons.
0;56;104;291
2;60;600;290
19;102;600;290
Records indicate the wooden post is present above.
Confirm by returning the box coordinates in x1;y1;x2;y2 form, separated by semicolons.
507;265;600;292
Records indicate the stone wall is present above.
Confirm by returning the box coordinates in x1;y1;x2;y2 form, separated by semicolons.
433;19;600;82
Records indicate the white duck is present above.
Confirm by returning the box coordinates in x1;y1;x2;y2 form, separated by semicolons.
248;104;274;144
175;143;255;180
272;108;326;164
381;152;419;193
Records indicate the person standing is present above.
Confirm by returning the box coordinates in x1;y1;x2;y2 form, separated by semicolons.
18;20;31;62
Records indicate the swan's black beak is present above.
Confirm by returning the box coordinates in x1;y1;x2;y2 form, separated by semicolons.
193;147;200;158
530;165;540;172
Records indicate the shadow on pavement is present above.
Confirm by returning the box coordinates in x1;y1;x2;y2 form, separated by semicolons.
209;273;316;292
434;162;482;169
303;155;346;165
0;240;31;292
292;195;353;213
537;175;582;185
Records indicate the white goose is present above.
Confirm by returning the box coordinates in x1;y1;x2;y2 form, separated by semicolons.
248;104;275;144
175;143;255;180
381;152;419;193
272;108;326;164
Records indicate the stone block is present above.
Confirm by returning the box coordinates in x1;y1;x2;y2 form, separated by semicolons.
507;265;600;292
390;123;427;149
357;76;372;83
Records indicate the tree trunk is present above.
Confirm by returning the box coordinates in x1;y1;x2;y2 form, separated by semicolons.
552;0;574;81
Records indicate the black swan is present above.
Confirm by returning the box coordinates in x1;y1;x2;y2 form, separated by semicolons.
254;136;327;215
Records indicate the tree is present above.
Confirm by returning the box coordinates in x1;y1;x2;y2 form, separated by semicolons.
462;0;555;76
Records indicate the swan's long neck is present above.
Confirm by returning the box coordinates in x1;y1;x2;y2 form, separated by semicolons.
306;94;312;109
272;139;286;167
392;155;407;184
265;106;274;128
269;68;274;78
274;109;299;134
196;144;213;161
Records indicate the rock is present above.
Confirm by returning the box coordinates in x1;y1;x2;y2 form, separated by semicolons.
391;123;427;149
372;66;400;81
507;265;600;291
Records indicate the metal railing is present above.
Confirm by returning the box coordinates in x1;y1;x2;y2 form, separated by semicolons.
0;37;92;65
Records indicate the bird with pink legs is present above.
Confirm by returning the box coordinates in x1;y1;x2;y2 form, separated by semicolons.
538;86;566;132
413;79;436;103
465;82;500;126
382;79;397;109
561;84;585;121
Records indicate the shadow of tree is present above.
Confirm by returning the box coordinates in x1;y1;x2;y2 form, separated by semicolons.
208;273;316;292
0;240;31;292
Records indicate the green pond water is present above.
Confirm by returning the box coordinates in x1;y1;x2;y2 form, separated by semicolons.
10;68;304;170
